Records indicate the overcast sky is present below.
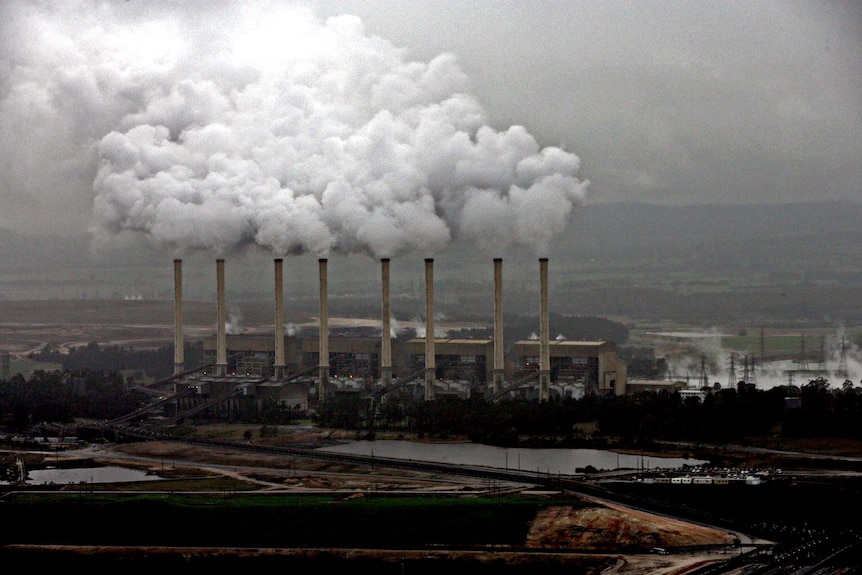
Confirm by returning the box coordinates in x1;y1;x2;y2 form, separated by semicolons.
1;0;860;258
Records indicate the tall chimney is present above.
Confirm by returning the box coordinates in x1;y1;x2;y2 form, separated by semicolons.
173;258;184;375
216;258;227;376
492;258;505;394
424;258;435;400
539;257;550;401
273;258;285;379
318;258;329;400
380;258;392;387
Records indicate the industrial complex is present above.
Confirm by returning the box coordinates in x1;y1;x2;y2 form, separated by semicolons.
144;257;628;423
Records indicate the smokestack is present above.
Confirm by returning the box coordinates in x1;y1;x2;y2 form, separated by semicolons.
318;258;329;400
424;258;435;400
380;258;392;387
216;258;227;376
273;258;285;379
539;257;550;401
492;258;505;394
173;259;184;375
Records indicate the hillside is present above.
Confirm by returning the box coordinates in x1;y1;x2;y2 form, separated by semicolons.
2;201;862;328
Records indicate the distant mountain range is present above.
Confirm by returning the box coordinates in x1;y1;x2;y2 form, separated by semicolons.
559;201;862;277
4;201;861;275
2;202;861;327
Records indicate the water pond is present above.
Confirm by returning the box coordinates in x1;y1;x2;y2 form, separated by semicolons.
319;440;706;476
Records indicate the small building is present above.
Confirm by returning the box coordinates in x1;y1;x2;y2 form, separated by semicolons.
679;389;709;402
626;380;688;394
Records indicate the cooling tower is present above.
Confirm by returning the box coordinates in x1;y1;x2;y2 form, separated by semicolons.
492;258;505;394
424;258;435;400
318;258;329;400
216;258;227;376
380;258;392;387
539;257;550;401
173;258;184;375
273;258;285;379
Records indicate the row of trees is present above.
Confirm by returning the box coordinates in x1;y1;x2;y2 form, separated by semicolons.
317;380;862;444
7;324;860;446
0;369;143;427
33;341;206;381
0;368;304;430
2;367;860;444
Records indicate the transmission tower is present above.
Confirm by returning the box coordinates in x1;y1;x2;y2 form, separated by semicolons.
741;354;752;387
797;333;809;372
748;354;757;388
760;326;766;362
818;335;826;371
699;354;709;389
727;352;738;387
836;335;849;379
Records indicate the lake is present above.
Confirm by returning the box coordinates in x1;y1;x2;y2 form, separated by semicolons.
23;466;163;486
318;440;706;476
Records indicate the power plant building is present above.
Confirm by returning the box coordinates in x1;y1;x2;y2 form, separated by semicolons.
512;339;627;396
200;333;628;397
183;256;628;412
404;337;494;385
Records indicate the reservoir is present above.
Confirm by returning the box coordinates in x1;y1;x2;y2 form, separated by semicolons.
319;440;706;476
23;465;162;486
5;441;706;486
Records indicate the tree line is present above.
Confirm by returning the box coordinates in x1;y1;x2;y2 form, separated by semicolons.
315;380;862;446
33;341;206;381
2;367;859;446
5;331;859;446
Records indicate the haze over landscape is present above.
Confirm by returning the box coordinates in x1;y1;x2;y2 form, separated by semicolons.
1;1;861;387
3;7;862;572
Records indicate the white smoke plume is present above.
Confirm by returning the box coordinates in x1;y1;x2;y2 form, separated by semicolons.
652;327;862;390
1;2;587;258
226;310;243;335
414;325;449;339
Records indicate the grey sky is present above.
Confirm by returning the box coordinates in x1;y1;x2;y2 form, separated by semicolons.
325;1;862;203
1;0;859;253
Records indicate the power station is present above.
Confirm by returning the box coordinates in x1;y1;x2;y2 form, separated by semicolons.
152;256;628;423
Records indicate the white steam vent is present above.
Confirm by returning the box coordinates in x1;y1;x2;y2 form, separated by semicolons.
4;3;589;258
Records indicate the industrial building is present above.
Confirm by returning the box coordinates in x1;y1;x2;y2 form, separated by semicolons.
512;339;627;397
156;255;629;421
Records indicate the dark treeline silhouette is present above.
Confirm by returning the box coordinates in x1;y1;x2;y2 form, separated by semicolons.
3;365;860;445
0;369;147;428
321;383;861;447
0;368;304;431
33;341;206;381
5;336;860;446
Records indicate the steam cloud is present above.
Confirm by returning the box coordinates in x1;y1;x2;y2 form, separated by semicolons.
2;2;587;258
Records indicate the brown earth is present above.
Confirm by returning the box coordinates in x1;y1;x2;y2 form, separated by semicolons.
527;502;737;551
3;427;748;574
105;440;735;552
21;436;742;574
111;438;739;549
